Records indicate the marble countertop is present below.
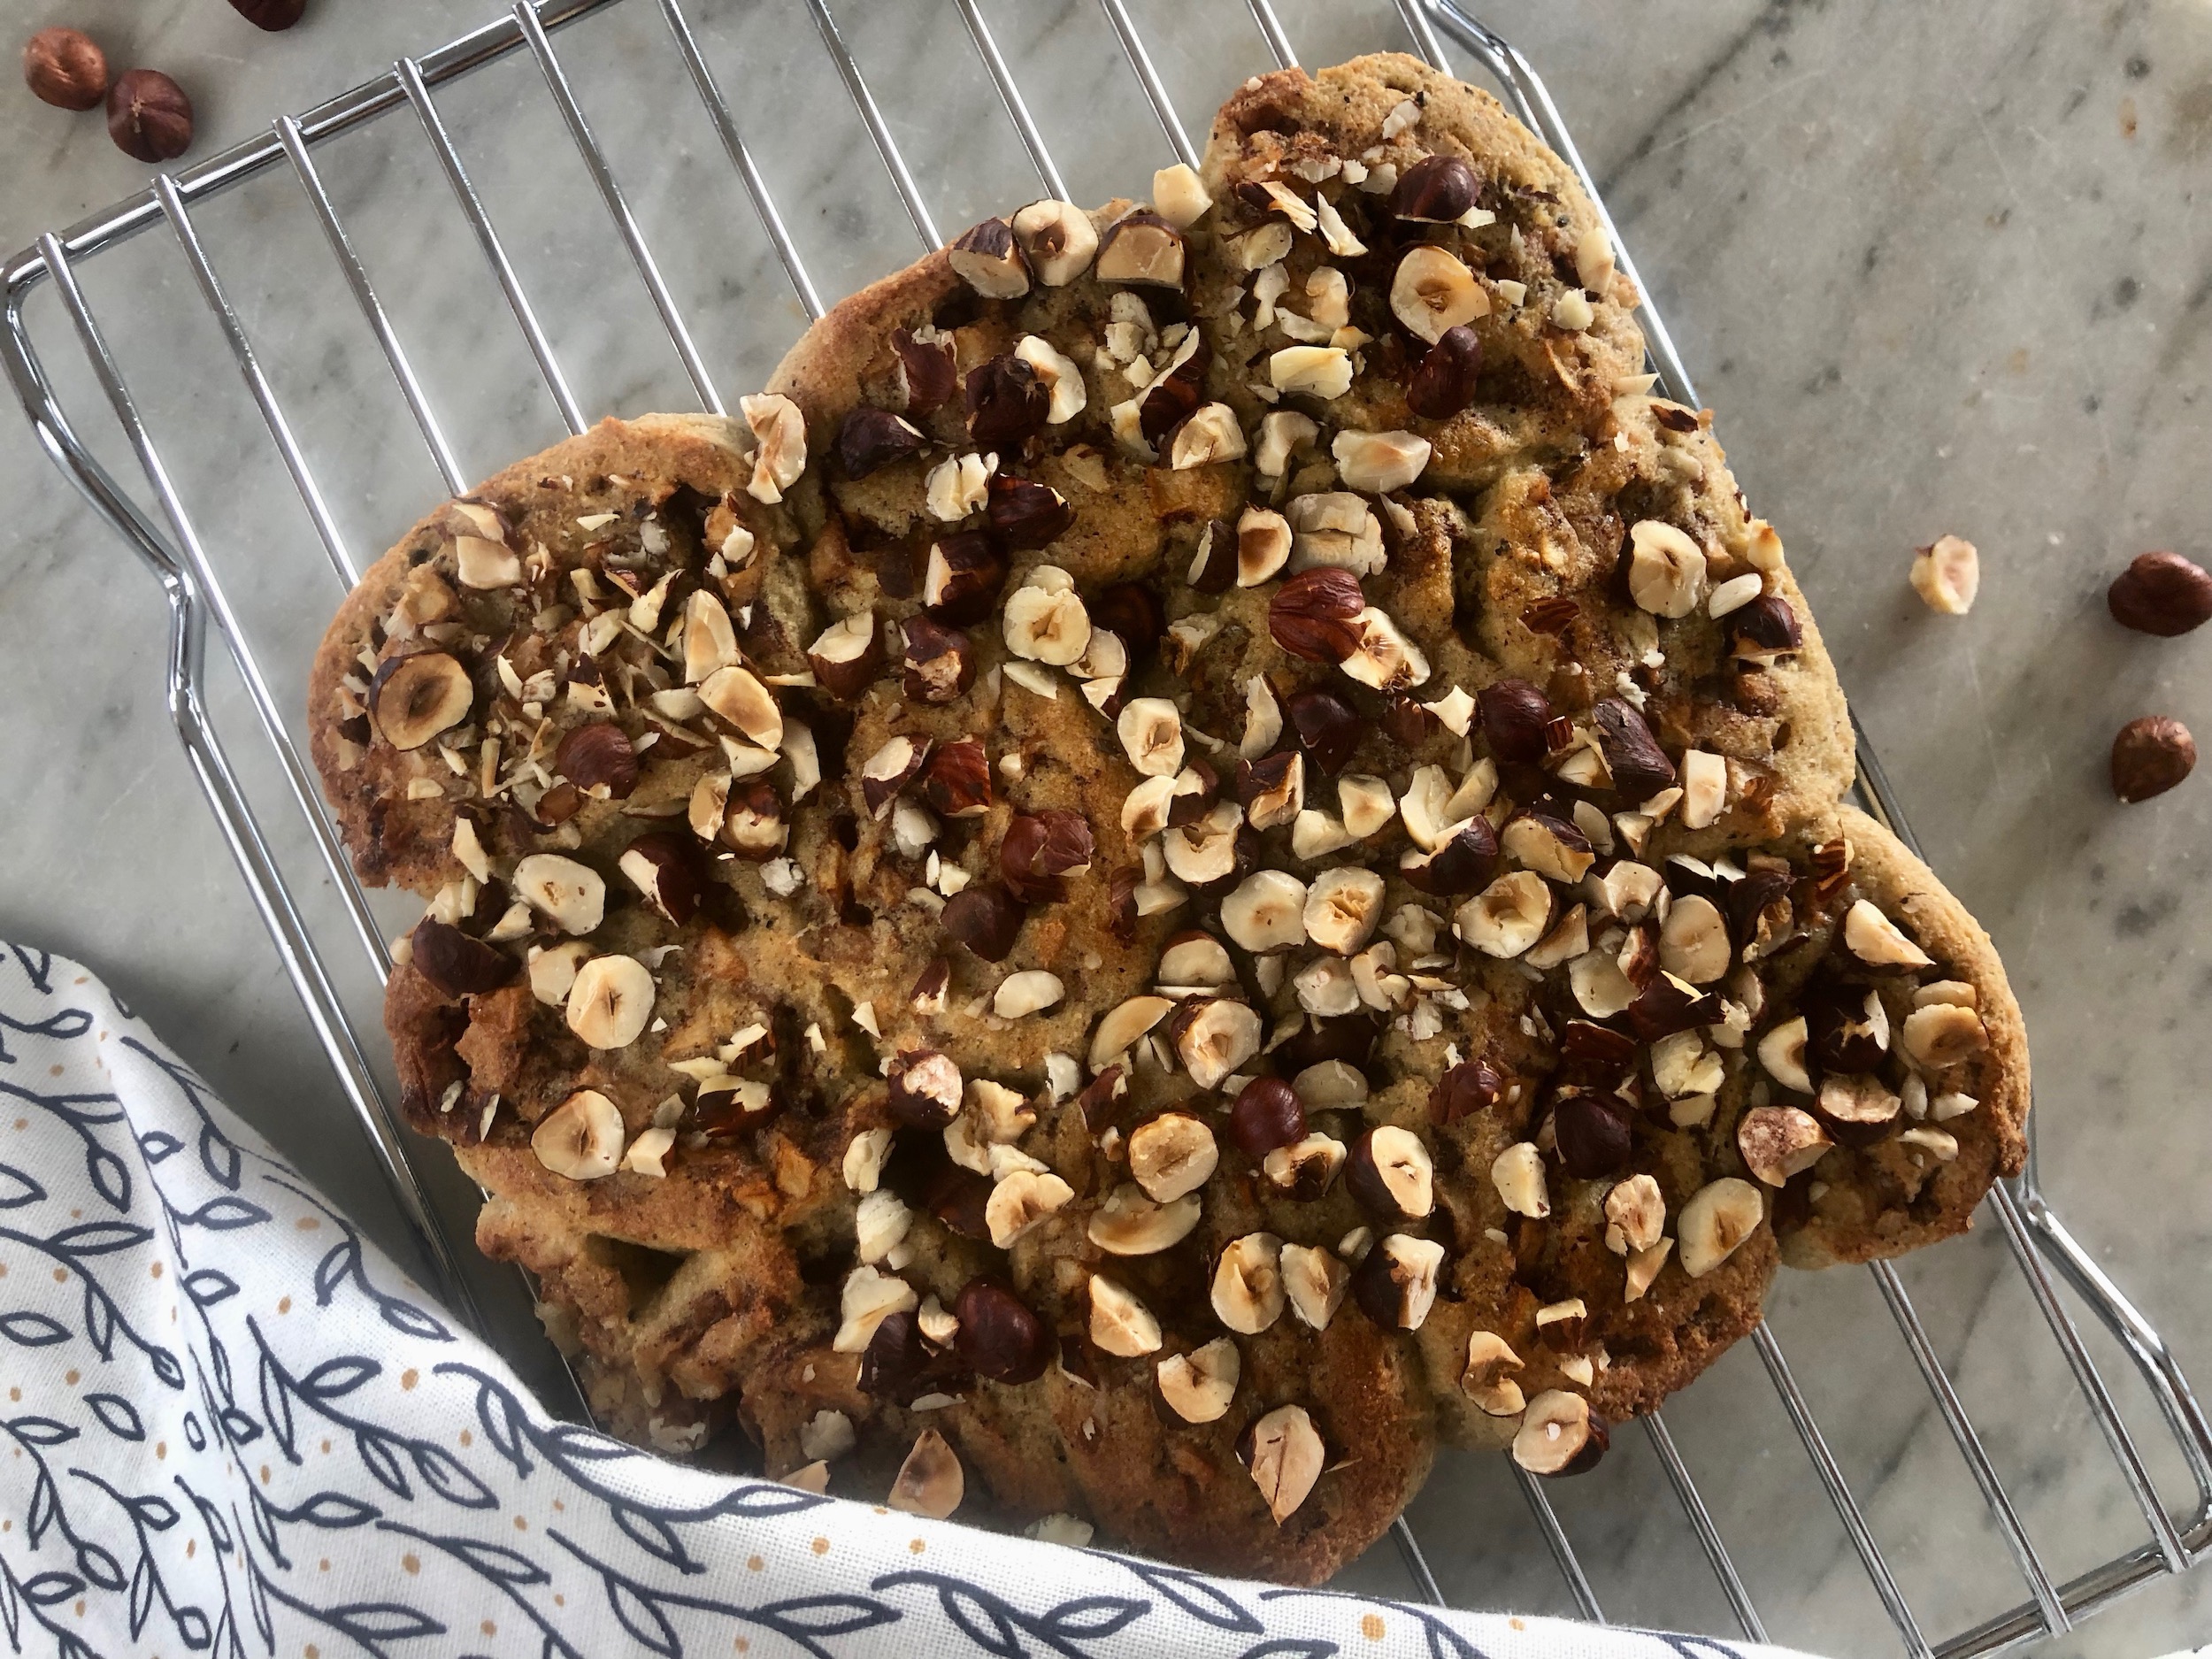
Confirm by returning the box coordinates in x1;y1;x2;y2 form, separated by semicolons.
4;0;2208;1651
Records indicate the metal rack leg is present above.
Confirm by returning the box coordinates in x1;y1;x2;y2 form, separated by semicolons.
951;0;1066;202
1245;0;1298;71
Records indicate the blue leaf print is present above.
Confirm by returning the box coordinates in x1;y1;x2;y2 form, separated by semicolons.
296;1357;380;1401
326;1602;445;1642
0;1310;71;1347
20;1572;83;1607
411;1443;495;1509
138;1130;184;1164
179;1196;269;1231
6;1416;78;1446
0;1163;44;1208
356;1430;413;1500
442;1539;548;1587
183;1269;238;1308
50;1220;151;1256
605;1578;681;1659
284;1493;380;1529
83;1393;145;1441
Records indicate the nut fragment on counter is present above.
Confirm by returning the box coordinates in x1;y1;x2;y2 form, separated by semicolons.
106;67;192;161
1909;534;1979;615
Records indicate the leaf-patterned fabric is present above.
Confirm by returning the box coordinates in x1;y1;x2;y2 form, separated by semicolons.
0;946;1821;1659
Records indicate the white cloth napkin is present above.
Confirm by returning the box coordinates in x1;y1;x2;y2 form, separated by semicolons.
0;944;1820;1659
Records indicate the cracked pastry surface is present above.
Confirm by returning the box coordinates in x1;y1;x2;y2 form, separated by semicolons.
309;51;2027;1584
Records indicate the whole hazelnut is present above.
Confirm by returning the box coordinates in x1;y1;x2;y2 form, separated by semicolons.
106;68;192;163
2111;715;2195;803
1226;1077;1305;1159
2108;551;2212;638
23;27;108;111
228;0;310;27
952;1279;1049;1384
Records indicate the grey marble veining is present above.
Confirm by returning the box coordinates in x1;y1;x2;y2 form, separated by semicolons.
4;1;2210;1653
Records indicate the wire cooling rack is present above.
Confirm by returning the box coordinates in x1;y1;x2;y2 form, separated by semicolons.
5;1;2208;1651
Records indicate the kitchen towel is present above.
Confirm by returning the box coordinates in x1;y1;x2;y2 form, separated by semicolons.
0;943;1816;1659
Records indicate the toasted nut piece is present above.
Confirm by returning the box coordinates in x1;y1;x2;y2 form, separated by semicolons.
526;941;592;1008
1265;1141;1345;1203
1088;1182;1202;1255
1567;949;1634;1019
837;406;927;480
1159;932;1236;987
1089;1275;1164;1356
1281;1242;1350;1332
1003;574;1092;664
1096;210;1186;285
2108;549;2212;636
1456;872;1553;958
1147;161;1213;229
1293;956;1358;1018
994;970;1065;1019
1513;1390;1608;1476
740;393;806;503
1910;534;1979;614
1303;866;1386;954
843;1127;893;1194
1900;1003;1989;1071
1333;775;1394;841
806;612;884;700
618;833;707;925
1090;995;1176;1072
1534;1297;1589;1352
1492;1141;1550;1217
1739;1105;1834;1186
1222;869;1309;953
1163;800;1243;886
854;1187;913;1263
554;722;637;799
680;590;741;686
1117;697;1186;776
369;651;473;749
1842;899;1934;969
1269;345;1355;399
1269;565;1367;660
1332;428;1432;493
1244;1403;1326;1524
1212;1233;1286;1333
1462;1332;1526;1416
986;1168;1074;1248
949;216;1030;297
699;664;784;750
1391;245;1486;342
833;1264;918;1354
1523;903;1588;972
1237;507;1294;586
861;734;929;819
1502;810;1594;883
1625;1239;1674;1302
1010;334;1087;426
1157;1337;1240;1423
1255;409;1319;478
887;1428;964;1519
1128;1112;1218;1202
531;1089;624;1180
1338;606;1431;690
1603;1173;1666;1255
1286;488;1387;573
511;853;604;935
1755;1015;1813;1094
1678;749;1726;829
1169;403;1248;469
452;533;521;589
1627;520;1708;618
887;1049;964;1131
1352;1233;1445;1330
1010;199;1097;285
1344;1126;1434;1221
1678;1178;1765;1278
1175;998;1263;1089
1660;894;1732;984
565;955;655;1049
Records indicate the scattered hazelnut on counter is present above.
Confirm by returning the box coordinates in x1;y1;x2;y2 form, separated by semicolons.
228;0;310;29
2111;715;2195;803
1909;533;1978;615
23;27;108;111
106;68;192;163
2108;550;2212;637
